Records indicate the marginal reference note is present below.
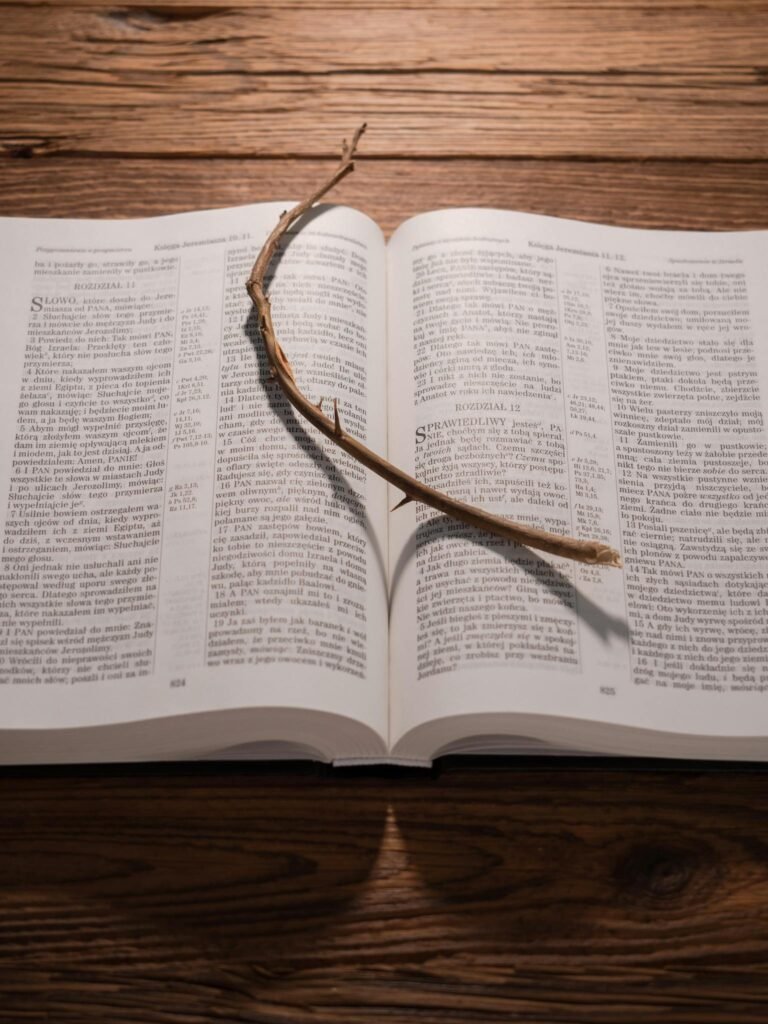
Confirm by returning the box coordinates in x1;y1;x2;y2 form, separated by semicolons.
0;203;767;763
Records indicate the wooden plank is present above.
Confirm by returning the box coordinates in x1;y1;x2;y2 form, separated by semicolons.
1;157;767;232
10;0;768;9
1;71;766;159
2;3;767;74
1;4;766;160
1;766;768;1022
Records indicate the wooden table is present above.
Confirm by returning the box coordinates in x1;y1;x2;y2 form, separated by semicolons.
2;2;768;1020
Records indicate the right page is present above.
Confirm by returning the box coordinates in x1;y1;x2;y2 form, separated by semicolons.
386;208;768;760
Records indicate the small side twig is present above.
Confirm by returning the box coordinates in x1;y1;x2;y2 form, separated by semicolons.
246;125;622;568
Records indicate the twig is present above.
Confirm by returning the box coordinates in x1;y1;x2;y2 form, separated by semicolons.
246;125;622;568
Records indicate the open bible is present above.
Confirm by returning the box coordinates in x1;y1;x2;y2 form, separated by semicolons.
1;201;767;765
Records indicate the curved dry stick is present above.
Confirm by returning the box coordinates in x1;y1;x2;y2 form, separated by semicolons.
246;126;622;568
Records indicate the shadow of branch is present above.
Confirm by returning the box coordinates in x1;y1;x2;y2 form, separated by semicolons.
390;515;628;645
243;304;387;595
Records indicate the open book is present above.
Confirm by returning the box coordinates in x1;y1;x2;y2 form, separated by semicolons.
1;201;767;765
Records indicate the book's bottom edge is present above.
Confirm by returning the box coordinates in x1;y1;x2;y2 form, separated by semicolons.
333;756;433;768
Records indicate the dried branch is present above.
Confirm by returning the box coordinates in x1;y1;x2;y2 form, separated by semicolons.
246;125;622;568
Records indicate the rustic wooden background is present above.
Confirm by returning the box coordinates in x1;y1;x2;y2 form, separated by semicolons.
2;1;768;1020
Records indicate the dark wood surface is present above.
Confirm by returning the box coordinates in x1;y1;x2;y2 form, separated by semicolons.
2;2;768;1020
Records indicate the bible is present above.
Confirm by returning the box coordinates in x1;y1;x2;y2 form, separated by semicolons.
1;201;767;764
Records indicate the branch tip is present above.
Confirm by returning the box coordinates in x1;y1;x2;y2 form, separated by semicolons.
342;123;367;162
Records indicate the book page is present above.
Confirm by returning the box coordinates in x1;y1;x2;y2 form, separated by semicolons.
387;208;768;756
0;203;389;755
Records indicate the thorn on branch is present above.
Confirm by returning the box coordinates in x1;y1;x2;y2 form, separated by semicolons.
391;495;413;512
333;398;343;437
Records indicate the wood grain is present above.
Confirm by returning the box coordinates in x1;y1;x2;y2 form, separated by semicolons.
3;73;766;160
2;158;768;231
2;766;768;1022
2;0;768;1021
1;5;766;159
9;0;768;8
4;4;767;73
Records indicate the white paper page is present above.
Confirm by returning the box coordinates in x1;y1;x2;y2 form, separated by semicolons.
0;203;389;749
387;208;768;753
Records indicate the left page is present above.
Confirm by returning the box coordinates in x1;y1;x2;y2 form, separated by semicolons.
0;203;389;762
